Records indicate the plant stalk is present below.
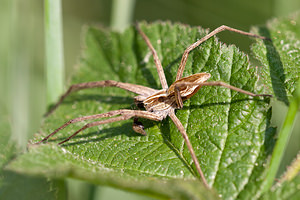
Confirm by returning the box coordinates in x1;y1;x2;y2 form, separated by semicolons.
44;0;64;105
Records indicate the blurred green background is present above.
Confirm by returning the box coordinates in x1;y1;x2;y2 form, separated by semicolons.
1;0;300;199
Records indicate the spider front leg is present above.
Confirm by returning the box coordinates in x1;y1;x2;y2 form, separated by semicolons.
135;23;169;90
36;109;162;145
45;80;157;116
176;25;270;81
171;80;271;189
173;80;272;109
169;110;209;188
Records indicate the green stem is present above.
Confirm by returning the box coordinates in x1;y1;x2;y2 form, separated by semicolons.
45;0;64;105
9;0;29;148
262;78;300;192
111;0;136;31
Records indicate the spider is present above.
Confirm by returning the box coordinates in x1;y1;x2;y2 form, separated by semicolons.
36;23;271;188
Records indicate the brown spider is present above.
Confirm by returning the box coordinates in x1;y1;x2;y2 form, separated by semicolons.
36;23;271;188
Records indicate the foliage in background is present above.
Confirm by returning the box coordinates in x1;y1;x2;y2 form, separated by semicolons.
251;13;300;193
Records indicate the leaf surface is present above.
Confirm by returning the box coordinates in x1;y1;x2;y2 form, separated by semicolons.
251;12;300;105
6;21;281;199
259;175;300;200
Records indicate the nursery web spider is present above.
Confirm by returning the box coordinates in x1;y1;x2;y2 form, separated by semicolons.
36;23;271;188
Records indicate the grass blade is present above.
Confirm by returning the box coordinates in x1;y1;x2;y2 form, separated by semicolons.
111;0;136;31
262;77;300;192
44;0;64;104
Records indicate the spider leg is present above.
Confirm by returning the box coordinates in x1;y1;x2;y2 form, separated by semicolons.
168;110;209;188
173;81;272;108
136;23;169;90
176;25;270;81
46;80;157;116
170;81;271;187
36;109;162;145
174;81;272;105
174;85;184;109
58;115;129;145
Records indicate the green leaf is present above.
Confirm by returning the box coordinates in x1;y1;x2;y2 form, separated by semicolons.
251;12;300;105
7;22;275;199
0;117;64;200
280;152;300;182
0;118;15;169
259;174;300;200
251;12;300;195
